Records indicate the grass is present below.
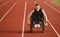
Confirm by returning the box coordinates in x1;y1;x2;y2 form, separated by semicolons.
54;0;60;5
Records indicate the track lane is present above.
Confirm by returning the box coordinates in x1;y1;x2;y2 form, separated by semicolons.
0;0;16;19
42;0;60;35
0;0;25;37
24;0;58;37
0;0;60;37
46;0;60;11
37;0;60;36
44;1;60;14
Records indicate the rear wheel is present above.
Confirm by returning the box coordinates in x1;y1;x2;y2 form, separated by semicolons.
41;27;45;33
30;19;34;33
40;18;45;33
30;25;33;33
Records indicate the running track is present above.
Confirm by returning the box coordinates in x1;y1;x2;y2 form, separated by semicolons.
0;0;60;37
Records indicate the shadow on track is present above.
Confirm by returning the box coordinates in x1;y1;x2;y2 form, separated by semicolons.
0;30;46;33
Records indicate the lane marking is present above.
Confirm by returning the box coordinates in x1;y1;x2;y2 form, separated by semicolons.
0;1;9;7
47;19;60;37
46;0;60;9
49;1;60;7
43;1;60;37
0;2;17;22
43;1;60;14
22;1;27;37
34;0;60;37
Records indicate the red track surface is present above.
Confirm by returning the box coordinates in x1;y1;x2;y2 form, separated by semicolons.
0;0;60;37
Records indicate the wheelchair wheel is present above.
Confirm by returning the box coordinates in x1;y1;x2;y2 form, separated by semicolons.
41;27;45;33
30;25;33;33
40;20;45;33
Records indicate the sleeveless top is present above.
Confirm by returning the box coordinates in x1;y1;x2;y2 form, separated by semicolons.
31;8;44;21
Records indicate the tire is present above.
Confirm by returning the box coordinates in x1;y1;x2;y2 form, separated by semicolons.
30;25;33;33
41;27;45;33
40;18;45;33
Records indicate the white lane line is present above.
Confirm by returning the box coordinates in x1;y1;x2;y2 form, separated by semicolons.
22;1;27;37
43;1;60;37
0;2;17;22
43;1;60;14
0;1;9;7
47;19;60;37
49;1;60;6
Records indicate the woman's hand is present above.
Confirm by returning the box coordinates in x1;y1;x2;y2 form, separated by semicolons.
44;19;48;26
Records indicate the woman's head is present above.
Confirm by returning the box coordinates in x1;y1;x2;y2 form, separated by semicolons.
34;4;41;11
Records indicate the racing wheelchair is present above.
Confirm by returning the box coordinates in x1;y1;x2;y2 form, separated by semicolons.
30;16;45;33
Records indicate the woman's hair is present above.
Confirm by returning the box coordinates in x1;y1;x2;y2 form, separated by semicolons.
35;4;39;6
34;4;41;9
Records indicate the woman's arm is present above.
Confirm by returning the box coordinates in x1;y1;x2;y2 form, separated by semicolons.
28;10;34;24
42;9;48;26
42;9;48;21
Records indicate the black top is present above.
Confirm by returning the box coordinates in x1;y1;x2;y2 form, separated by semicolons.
31;8;44;21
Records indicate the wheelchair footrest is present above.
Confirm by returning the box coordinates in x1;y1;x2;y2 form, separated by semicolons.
34;24;41;28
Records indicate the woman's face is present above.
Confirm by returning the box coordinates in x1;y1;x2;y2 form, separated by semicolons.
35;5;40;11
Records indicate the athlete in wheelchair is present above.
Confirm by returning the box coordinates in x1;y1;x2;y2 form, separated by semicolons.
28;4;48;33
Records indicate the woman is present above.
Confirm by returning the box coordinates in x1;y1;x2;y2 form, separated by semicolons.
28;4;48;32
